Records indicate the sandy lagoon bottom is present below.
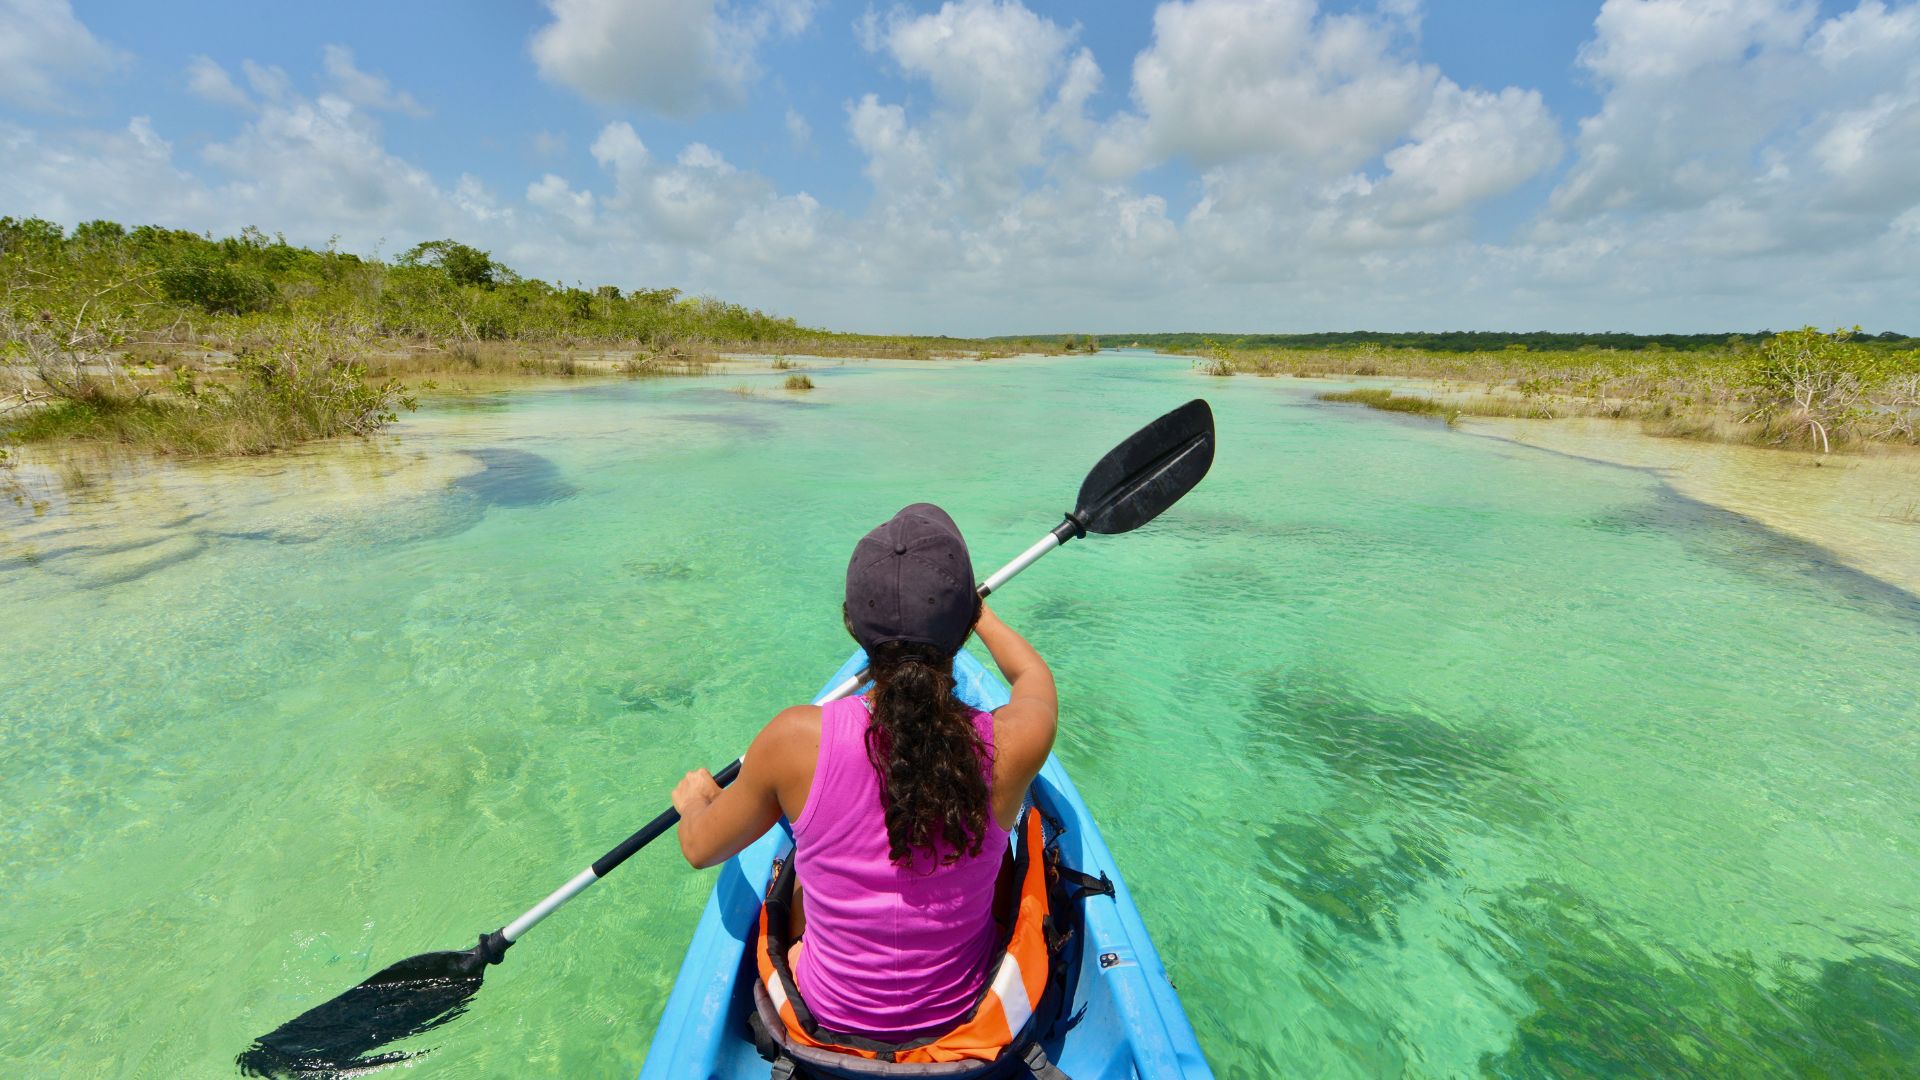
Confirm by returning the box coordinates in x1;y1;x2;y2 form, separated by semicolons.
3;352;1918;1077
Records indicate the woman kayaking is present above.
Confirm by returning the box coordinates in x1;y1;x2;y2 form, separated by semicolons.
671;502;1058;1041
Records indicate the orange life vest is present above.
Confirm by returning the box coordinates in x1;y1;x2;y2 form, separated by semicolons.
753;806;1056;1064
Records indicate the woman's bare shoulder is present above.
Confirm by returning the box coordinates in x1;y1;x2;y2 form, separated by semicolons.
760;703;823;751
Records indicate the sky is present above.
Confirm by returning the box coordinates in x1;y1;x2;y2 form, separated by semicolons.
2;0;1916;335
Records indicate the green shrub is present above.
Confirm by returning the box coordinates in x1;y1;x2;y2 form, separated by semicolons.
398;239;499;288
1196;338;1236;376
1738;327;1889;452
157;260;277;314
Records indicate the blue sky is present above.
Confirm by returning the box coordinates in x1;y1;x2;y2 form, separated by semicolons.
3;0;1916;334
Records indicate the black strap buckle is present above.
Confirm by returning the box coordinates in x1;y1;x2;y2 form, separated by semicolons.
1055;865;1114;900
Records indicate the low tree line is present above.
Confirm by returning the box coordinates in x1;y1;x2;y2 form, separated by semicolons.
0;216;818;345
1020;329;1918;353
1204;329;1919;453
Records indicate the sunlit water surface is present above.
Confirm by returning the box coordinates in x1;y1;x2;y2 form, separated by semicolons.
3;353;1918;1078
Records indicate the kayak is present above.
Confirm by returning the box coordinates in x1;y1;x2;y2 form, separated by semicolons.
640;648;1214;1078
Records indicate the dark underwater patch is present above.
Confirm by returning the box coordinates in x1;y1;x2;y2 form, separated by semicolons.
669;399;821;437
1250;678;1540;802
1181;558;1287;607
430;393;514;413
611;678;700;714
1478;881;1920;1077
625;557;699;580
211;529;318;544
1257;814;1454;945
452;448;577;508
1149;507;1372;549
673;410;777;434
79;535;210;588
1242;671;1920;1078
0;531;170;569
1021;593;1102;633
1243;675;1553;958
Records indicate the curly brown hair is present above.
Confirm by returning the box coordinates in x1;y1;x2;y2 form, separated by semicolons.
861;637;992;868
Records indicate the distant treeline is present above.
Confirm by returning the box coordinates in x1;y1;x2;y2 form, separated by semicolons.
0;216;837;346
1002;330;1918;353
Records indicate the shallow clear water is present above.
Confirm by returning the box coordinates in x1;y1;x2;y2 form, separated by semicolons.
3;353;1918;1078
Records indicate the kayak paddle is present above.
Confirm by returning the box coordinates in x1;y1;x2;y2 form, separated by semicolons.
237;397;1214;1077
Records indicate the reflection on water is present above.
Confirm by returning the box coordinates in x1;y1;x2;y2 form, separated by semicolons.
3;357;1919;1078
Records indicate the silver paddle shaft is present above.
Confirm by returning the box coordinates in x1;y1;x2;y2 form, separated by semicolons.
499;521;1075;943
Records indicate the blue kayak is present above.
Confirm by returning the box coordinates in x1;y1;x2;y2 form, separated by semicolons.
640;648;1213;1078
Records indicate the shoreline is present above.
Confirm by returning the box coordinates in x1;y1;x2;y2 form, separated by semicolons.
1459;415;1920;600
1302;372;1920;599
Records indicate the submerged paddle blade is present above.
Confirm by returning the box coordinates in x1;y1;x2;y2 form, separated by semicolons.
1073;398;1215;535
237;948;487;1078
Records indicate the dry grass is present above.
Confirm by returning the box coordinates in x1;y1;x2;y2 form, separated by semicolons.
1448;395;1559;420
783;373;815;390
621;351;716;377
350;340;715;380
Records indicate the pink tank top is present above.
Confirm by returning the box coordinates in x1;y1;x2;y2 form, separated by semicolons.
791;694;1007;1039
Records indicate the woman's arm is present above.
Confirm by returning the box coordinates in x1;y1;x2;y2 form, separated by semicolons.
672;705;813;869
975;603;1057;809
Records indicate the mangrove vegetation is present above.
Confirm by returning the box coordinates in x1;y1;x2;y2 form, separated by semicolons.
1200;331;1919;454
1070;328;1919;353
0;216;1036;457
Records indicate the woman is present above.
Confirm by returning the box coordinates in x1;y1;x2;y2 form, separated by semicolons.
672;503;1058;1040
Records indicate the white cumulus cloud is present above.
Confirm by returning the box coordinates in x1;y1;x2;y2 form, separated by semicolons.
530;0;813;115
322;45;430;117
0;0;124;110
527;173;595;230
1365;83;1563;231
784;107;813;151
857;0;1101;216
1099;0;1436;173
7;0;1920;336
1547;0;1920;265
186;56;252;109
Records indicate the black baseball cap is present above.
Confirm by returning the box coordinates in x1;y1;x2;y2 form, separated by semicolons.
845;503;977;654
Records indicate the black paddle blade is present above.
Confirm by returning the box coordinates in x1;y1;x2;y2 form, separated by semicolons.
1073;398;1215;535
236;948;486;1078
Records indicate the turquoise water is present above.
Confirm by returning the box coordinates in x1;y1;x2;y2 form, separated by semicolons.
3;352;1918;1077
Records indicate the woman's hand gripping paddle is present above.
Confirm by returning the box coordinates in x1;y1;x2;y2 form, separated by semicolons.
237;398;1215;1077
